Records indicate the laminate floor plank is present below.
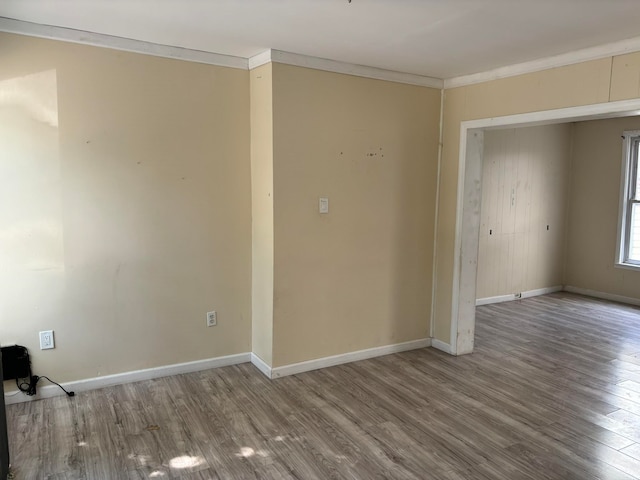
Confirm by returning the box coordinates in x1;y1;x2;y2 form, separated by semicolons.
621;443;640;461
6;292;640;479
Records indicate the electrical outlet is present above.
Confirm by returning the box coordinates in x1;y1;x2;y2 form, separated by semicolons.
40;330;55;350
206;311;217;327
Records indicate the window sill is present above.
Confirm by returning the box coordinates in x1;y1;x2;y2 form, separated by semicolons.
614;262;640;272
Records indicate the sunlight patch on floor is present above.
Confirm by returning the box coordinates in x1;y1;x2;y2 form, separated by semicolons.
169;455;205;469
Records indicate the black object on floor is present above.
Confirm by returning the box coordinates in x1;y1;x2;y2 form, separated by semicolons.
0;346;30;381
1;345;74;398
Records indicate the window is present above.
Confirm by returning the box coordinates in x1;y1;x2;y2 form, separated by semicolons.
617;131;640;267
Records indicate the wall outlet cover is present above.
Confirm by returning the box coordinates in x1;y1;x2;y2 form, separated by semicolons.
39;330;55;350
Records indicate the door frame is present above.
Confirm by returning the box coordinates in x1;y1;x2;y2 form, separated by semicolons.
449;98;640;355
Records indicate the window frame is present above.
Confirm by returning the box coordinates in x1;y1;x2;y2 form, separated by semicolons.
616;130;640;269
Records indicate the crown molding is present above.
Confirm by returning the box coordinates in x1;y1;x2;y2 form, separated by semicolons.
249;49;443;89
10;14;638;91
0;16;248;70
248;50;272;70
1;17;442;88
445;35;640;89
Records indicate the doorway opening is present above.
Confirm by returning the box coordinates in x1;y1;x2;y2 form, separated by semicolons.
450;98;640;355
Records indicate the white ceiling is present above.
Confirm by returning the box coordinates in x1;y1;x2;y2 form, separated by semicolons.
2;0;640;79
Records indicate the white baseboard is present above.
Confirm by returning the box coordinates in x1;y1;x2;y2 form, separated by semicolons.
4;352;251;405
431;339;453;354
476;285;563;306
563;286;640;307
4;337;448;401
250;353;273;379
270;338;432;379
475;293;515;306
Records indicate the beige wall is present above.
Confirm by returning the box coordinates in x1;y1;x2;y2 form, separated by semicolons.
250;64;275;365
270;63;441;367
477;124;572;299
1;31;441;386
0;32;252;391
436;53;640;344
5;28;640;385
611;52;640;101
565;116;640;299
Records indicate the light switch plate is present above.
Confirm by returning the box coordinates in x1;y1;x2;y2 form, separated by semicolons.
319;197;329;214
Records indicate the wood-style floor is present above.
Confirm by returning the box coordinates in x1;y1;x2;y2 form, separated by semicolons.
6;292;640;479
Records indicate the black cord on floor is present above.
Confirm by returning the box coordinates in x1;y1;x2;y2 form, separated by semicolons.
35;376;75;397
16;374;74;397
